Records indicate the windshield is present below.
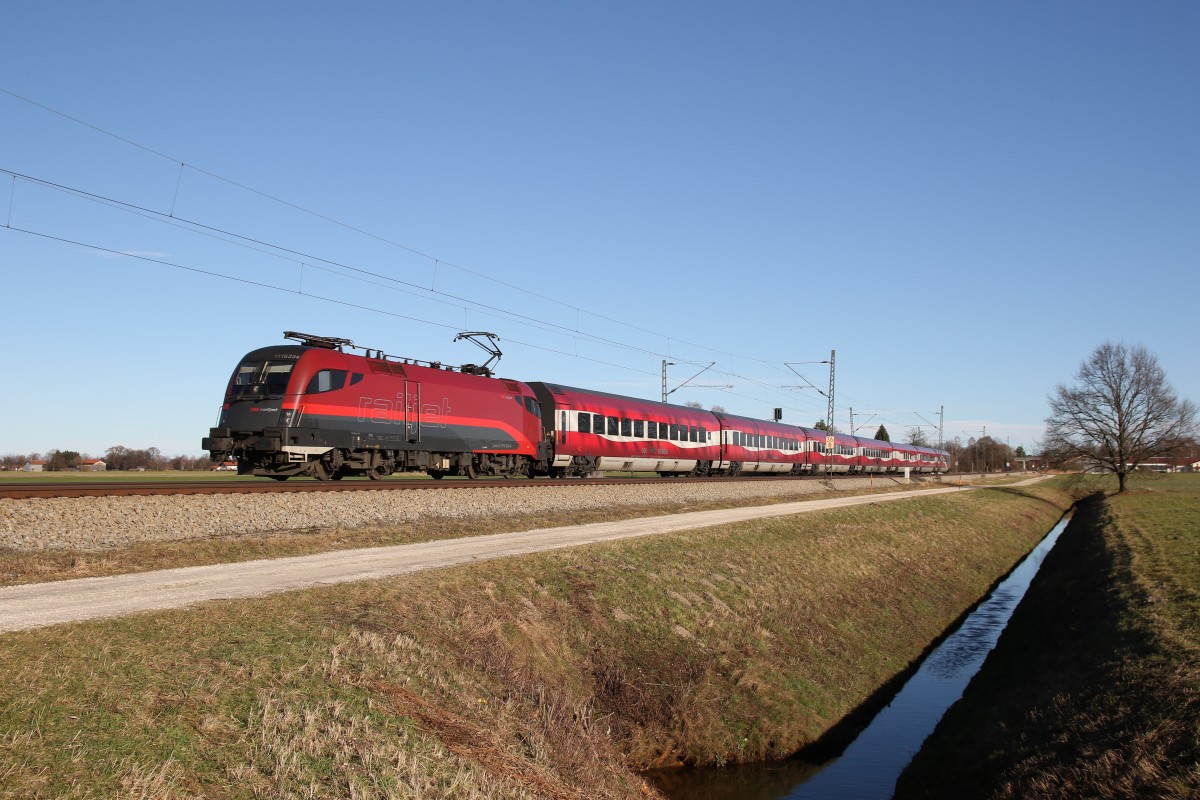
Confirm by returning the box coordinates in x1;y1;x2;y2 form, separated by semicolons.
228;360;295;400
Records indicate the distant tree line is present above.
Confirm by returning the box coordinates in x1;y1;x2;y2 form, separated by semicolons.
0;446;215;471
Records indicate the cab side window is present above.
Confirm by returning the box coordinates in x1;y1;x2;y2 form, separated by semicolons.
305;369;349;394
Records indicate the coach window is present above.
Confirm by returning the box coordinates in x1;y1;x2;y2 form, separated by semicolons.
699;427;707;442
593;413;604;434
621;418;632;437
634;420;645;438
689;426;698;442
607;416;619;436
647;421;657;439
578;412;591;433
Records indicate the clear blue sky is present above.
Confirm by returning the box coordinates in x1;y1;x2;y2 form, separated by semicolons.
2;1;1196;459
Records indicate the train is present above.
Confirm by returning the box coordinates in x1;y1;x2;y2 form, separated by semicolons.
202;332;949;480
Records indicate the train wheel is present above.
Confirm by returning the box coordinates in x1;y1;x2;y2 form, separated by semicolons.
464;464;478;480
428;470;446;480
367;465;391;481
311;461;331;481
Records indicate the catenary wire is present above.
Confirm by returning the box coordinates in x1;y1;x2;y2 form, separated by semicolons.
0;165;834;416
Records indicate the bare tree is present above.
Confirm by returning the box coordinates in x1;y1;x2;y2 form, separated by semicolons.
1044;342;1197;492
905;427;931;447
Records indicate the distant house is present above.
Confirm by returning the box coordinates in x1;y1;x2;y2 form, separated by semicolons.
22;460;46;472
1136;456;1198;473
78;459;107;472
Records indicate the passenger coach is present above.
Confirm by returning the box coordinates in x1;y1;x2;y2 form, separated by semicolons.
528;383;721;476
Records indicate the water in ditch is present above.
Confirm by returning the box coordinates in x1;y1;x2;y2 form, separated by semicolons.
650;514;1071;800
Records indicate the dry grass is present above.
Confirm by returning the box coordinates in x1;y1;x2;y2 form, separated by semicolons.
0;482;1074;799
895;473;1200;799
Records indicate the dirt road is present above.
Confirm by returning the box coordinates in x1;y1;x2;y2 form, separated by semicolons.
0;485;969;633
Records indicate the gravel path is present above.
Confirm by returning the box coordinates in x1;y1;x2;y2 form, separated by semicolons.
0;485;967;632
0;476;922;552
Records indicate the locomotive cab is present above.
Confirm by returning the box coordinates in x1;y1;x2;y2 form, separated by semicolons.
201;345;306;475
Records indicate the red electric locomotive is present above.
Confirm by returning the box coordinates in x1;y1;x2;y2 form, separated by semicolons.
202;332;548;480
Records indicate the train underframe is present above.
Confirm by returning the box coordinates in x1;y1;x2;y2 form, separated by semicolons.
244;445;542;481
204;429;943;481
203;427;546;481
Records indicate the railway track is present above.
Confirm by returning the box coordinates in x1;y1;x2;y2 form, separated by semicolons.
0;474;848;500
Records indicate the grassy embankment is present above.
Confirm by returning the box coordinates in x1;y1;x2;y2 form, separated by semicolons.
0;480;1076;799
895;473;1200;799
